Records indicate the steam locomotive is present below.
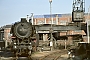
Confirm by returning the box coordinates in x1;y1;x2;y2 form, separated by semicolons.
68;42;90;60
10;18;36;57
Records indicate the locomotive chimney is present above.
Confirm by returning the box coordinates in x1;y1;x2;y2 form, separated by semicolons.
21;18;27;22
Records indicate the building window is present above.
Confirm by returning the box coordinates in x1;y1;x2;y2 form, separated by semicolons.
48;20;52;24
38;20;45;25
74;30;82;32
53;20;56;24
43;20;45;24
0;31;4;40
60;20;67;25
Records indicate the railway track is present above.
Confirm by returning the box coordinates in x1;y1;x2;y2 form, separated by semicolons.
37;50;67;60
0;51;32;60
0;50;67;60
0;57;32;60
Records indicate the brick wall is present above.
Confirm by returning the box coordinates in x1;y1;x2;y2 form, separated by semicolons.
4;28;11;42
34;15;90;25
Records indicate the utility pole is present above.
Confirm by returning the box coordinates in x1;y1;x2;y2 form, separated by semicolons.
87;6;90;43
31;13;34;25
49;0;53;51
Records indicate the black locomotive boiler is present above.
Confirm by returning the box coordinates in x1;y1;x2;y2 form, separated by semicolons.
10;18;36;57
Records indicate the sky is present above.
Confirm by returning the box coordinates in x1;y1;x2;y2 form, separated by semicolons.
0;0;90;27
